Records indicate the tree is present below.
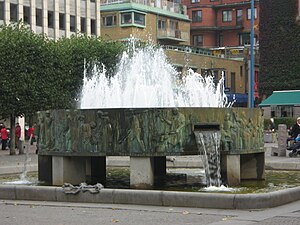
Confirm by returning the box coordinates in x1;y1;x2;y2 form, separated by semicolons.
0;23;125;155
259;0;300;98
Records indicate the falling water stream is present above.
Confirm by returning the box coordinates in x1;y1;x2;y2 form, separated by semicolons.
194;130;222;187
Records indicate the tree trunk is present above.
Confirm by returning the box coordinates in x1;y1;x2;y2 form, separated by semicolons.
9;115;16;155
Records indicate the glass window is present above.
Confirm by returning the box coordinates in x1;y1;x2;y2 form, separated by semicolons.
70;15;76;32
59;13;65;30
48;11;54;28
134;13;145;25
23;6;31;24
158;19;166;30
192;10;202;22
236;9;243;25
193;35;203;47
170;20;178;30
81;17;86;33
0;2;4;20
121;13;132;24
91;19;96;35
10;3;18;22
230;72;236;92
102;15;117;26
247;8;257;20
222;10;232;22
36;8;43;26
191;0;200;3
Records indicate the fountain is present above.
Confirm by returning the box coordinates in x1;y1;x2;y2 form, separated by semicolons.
37;41;265;188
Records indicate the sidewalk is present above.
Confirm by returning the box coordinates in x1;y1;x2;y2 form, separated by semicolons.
0;142;299;176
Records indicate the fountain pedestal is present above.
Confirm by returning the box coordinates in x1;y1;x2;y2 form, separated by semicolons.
37;108;265;188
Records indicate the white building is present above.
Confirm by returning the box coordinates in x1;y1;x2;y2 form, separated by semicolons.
0;0;100;39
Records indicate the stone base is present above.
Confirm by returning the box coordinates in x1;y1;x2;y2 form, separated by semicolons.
130;157;154;189
271;147;286;157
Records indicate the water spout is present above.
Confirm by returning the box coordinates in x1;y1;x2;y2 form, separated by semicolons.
80;42;228;109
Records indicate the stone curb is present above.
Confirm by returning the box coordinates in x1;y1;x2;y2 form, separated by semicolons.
1;185;300;209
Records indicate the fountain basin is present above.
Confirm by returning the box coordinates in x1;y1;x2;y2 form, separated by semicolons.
37;107;264;187
1;183;300;209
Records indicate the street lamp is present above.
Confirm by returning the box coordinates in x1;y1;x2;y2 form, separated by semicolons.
248;0;255;108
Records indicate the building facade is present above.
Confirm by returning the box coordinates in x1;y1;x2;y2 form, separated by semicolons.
182;0;260;48
100;0;190;46
0;0;101;39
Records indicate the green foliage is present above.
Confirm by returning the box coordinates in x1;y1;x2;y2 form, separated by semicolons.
259;0;300;98
0;24;125;119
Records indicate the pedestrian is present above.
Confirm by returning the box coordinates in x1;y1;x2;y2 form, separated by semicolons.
28;125;35;145
1;125;8;150
287;117;300;146
15;122;21;149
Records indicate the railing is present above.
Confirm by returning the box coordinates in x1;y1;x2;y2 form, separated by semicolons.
100;0;187;15
157;29;189;41
163;45;213;56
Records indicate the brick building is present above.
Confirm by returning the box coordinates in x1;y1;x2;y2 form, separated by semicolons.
182;0;260;48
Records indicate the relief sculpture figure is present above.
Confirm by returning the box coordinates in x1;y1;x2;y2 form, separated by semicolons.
162;109;185;152
45;111;53;150
97;110;113;153
128;114;145;153
221;113;234;151
64;110;72;152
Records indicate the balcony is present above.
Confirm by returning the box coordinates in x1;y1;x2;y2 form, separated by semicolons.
100;0;187;15
191;21;244;31
157;28;189;42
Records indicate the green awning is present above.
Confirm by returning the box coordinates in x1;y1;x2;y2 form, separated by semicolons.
259;90;300;107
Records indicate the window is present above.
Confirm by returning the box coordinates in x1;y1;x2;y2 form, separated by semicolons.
170;20;178;31
240;66;243;77
192;10;202;22
236;9;243;25
193;35;203;47
222;10;232;22
239;33;257;45
213;70;219;84
121;13;132;24
48;11;54;28
134;13;145;25
10;3;18;22
230;72;236;92
158;19;166;30
36;8;43;26
191;0;200;3
23;6;31;24
81;17;86;33
121;11;145;26
247;8;257;20
70;15;76;32
0;2;4;20
59;13;65;30
102;15;117;26
271;106;293;118
223;71;227;88
91;19;96;35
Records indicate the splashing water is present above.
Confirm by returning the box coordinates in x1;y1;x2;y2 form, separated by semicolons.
3;135;33;185
80;42;229;108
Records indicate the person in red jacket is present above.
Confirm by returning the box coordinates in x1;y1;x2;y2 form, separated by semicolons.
1;125;8;150
15;122;21;148
28;125;35;145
